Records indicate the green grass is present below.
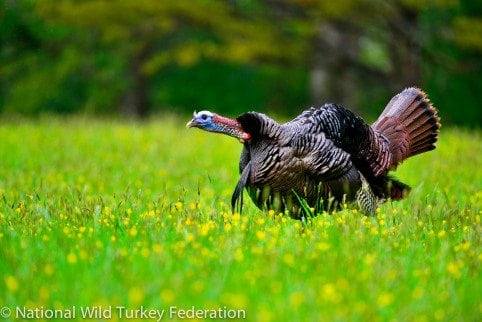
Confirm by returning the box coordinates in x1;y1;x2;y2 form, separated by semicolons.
0;116;480;321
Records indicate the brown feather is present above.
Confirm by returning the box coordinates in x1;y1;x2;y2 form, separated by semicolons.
372;87;441;169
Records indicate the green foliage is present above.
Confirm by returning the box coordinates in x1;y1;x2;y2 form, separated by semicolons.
152;62;309;116
0;0;481;125
452;16;482;52
422;0;482;126
0;117;480;320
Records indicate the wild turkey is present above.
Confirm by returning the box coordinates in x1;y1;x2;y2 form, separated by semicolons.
187;87;440;218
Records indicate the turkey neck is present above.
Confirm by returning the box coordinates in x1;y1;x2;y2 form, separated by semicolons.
212;114;251;142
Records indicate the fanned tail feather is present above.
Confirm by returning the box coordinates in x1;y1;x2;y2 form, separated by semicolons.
372;87;441;169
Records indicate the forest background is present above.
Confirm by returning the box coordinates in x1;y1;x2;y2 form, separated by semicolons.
1;0;481;126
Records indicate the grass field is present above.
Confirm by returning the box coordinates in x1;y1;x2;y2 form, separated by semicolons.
0;116;480;321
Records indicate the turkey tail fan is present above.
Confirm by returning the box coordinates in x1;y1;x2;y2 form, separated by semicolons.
231;162;251;213
372;87;441;169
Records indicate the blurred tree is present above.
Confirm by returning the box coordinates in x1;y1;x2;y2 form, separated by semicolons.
422;0;482;126
1;0;90;114
35;0;304;117
260;0;447;113
0;0;480;125
258;0;481;123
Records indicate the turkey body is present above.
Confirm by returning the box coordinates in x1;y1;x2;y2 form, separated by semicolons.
232;88;440;218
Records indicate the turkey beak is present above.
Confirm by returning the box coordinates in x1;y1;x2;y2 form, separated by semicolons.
187;110;198;128
186;119;198;128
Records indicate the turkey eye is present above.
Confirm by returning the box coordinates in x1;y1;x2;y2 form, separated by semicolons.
201;114;208;120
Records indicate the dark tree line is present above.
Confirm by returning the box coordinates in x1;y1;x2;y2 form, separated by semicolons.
1;0;481;125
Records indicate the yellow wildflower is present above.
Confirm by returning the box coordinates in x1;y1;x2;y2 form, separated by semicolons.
129;227;138;237
67;252;77;264
322;283;341;303
160;289;176;304
5;275;19;292
377;292;394;307
234;248;244;262
128;287;144;305
446;261;463;278
289;291;305;308
175;201;183;211
256;230;266;241
44;264;54;276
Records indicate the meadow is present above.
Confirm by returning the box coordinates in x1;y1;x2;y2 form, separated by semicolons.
0;116;480;321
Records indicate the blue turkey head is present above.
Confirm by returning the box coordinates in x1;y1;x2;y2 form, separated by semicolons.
186;110;217;131
187;110;251;142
